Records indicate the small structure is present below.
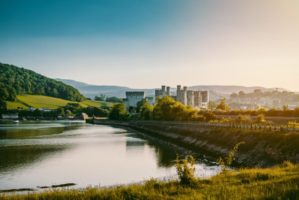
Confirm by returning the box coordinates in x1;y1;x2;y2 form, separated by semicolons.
1;113;19;120
125;91;145;111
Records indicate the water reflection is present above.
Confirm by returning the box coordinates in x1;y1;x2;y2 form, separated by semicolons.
0;122;219;190
0;145;66;172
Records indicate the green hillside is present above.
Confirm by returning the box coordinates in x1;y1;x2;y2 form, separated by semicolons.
0;63;85;101
6;95;111;110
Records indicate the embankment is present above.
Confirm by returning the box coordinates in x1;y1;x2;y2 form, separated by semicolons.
91;120;299;167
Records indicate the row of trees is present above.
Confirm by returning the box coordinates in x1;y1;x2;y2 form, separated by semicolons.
108;96;217;121
0;102;112;120
209;98;299;117
108;96;299;122
94;95;123;103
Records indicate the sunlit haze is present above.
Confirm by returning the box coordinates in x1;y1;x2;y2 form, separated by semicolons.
0;0;298;91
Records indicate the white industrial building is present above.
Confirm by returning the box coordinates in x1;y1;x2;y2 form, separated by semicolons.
124;91;145;111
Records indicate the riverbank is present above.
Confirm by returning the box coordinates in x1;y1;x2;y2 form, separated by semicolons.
2;162;299;199
90;119;299;167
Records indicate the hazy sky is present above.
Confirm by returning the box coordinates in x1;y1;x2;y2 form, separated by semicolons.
0;0;298;91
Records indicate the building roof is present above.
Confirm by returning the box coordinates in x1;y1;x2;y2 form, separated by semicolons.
125;91;145;96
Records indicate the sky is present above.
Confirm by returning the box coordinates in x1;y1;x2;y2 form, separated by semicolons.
0;0;299;91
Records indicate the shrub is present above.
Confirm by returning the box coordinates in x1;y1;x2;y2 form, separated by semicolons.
176;155;197;186
108;103;128;120
218;142;244;171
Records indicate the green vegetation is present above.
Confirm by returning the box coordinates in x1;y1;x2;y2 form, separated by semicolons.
5;101;28;110
16;95;72;109
176;155;197;186
79;99;113;108
2;163;299;199
216;98;230;111
140;101;154;120
5;95;112;110
108;103;129;120
218;142;244;171
1;95;114;119
0;63;84;101
152;96;201;121
94;95;123;103
119;120;299;166
110;96;299;123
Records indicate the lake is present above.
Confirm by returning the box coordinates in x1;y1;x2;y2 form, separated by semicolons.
0;121;220;191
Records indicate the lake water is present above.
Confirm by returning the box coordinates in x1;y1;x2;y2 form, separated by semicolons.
0;121;220;191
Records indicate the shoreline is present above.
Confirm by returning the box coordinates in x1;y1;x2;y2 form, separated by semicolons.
89;119;299;167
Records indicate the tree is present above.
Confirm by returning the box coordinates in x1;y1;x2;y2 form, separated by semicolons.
208;101;217;110
106;96;123;103
136;99;147;113
216;98;230;111
57;107;65;117
94;94;106;101
0;63;85;101
0;99;6;110
108;103;128;120
153;96;202;121
140;101;153;120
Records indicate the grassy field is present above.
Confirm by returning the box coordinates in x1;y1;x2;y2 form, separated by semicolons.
5;101;28;110
1;162;298;199
5;95;112;110
79;100;113;108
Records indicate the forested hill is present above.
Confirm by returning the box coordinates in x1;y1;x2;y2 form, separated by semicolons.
0;63;85;101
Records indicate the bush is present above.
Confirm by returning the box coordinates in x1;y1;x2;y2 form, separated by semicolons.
218;142;244;171
153;96;203;121
140;101;153;120
176;155;197;186
108;103;129;120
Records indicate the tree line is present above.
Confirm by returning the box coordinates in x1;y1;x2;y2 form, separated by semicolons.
0;63;85;102
108;96;299;122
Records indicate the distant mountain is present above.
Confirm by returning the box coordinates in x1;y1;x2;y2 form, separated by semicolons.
58;79;284;101
0;63;85;101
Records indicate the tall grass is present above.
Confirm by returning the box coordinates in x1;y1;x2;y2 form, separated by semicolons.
1;163;299;199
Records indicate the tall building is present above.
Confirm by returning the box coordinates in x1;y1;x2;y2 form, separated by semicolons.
176;85;209;109
155;85;171;99
176;85;187;105
194;91;202;108
200;91;209;109
125;91;145;110
128;85;209;110
187;90;194;106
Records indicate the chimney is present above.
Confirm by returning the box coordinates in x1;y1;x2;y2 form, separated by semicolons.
166;86;170;95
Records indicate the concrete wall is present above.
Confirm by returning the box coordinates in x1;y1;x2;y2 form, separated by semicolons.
125;91;145;108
